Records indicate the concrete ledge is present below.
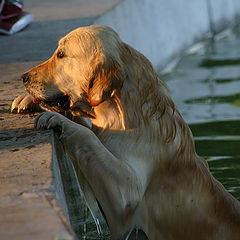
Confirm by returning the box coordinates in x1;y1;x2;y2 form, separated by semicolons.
0;64;75;240
0;132;75;240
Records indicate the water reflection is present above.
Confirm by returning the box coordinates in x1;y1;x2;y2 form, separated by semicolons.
163;25;240;201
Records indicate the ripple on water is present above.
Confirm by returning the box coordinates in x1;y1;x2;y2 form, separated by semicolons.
164;25;240;200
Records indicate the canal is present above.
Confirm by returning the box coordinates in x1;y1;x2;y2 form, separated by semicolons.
163;24;240;201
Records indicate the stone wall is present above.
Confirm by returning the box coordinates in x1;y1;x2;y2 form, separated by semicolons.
94;0;240;70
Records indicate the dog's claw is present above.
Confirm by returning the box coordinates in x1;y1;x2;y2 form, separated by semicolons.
34;112;63;133
11;94;25;112
11;93;41;113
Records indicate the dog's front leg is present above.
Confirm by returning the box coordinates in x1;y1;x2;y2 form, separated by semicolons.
35;112;143;239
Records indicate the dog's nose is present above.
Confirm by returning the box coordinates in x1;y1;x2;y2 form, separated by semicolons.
21;73;30;84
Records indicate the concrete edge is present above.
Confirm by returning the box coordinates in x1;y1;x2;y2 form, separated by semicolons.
51;131;71;223
51;131;110;238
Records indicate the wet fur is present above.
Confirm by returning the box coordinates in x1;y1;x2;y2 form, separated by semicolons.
16;25;240;239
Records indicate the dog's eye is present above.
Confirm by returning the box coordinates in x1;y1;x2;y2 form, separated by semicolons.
57;51;65;58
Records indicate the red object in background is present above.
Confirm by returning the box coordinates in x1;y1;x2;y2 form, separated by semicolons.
0;1;33;35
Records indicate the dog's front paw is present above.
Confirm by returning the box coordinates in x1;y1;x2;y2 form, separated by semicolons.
11;93;41;113
34;112;66;133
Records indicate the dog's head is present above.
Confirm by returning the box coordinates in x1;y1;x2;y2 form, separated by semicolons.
22;25;123;118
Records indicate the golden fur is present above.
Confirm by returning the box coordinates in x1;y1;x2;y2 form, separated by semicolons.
12;25;240;239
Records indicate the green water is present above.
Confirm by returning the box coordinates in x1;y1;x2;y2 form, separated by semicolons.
163;25;240;200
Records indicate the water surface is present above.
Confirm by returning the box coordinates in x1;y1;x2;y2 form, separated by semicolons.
163;25;240;200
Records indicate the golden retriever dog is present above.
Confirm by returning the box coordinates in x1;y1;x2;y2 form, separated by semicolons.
12;25;240;239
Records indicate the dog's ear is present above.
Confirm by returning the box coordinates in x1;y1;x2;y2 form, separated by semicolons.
88;59;123;106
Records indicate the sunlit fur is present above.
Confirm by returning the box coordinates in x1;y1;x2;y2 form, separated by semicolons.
22;25;240;239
